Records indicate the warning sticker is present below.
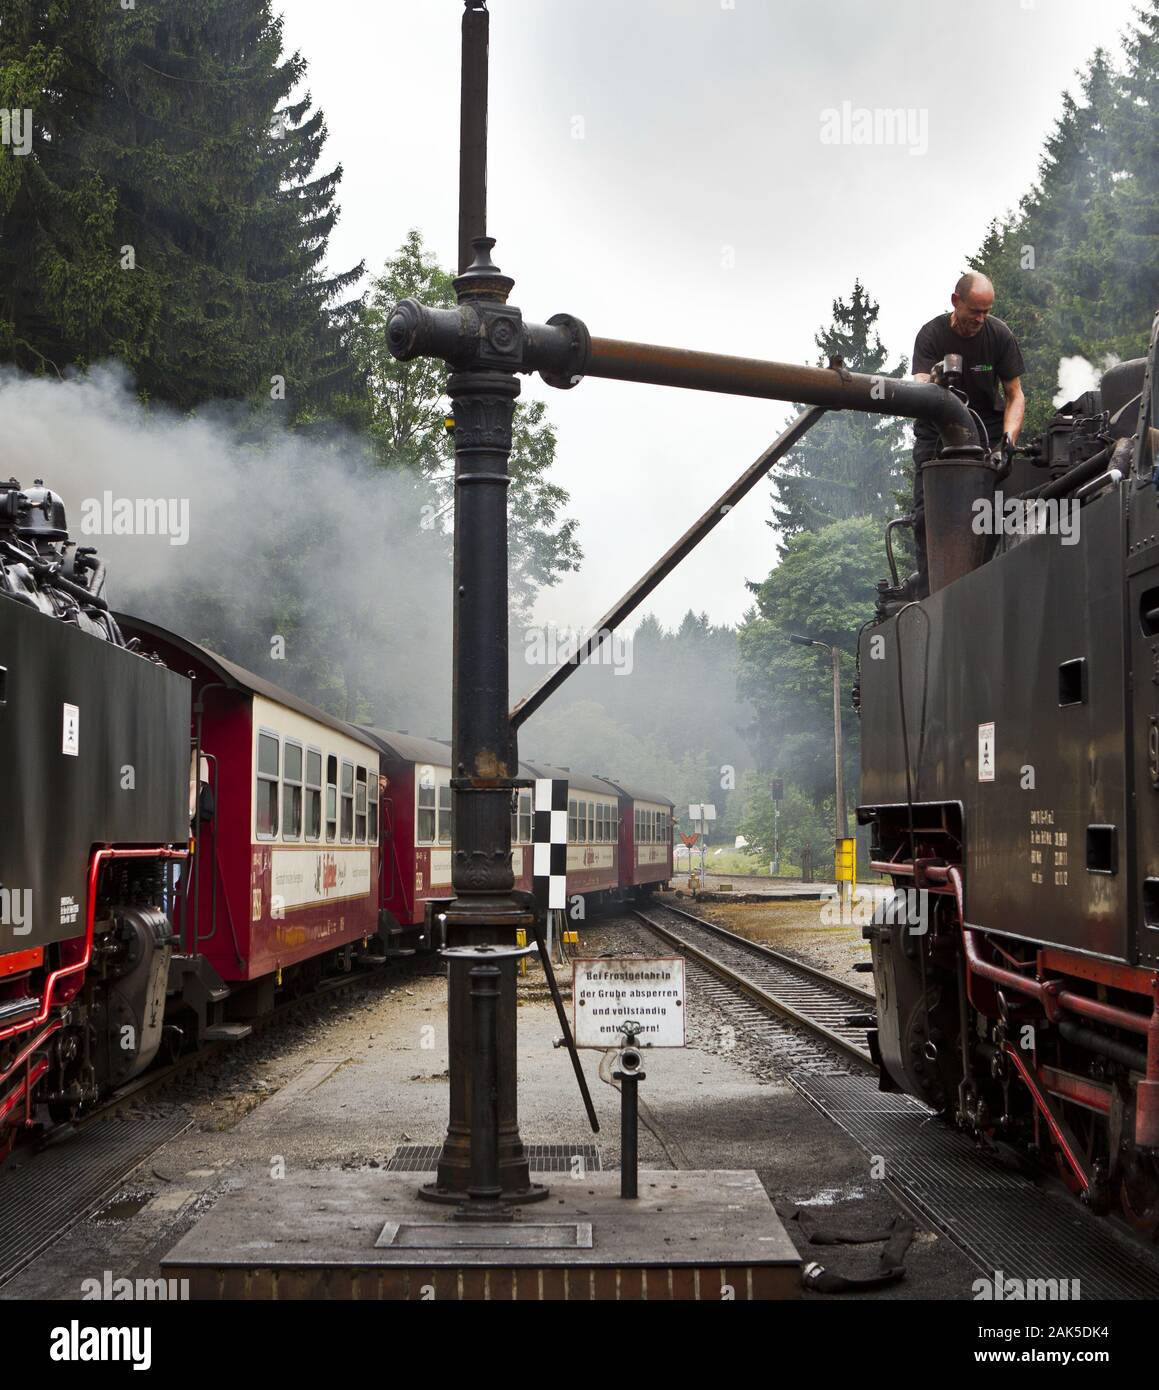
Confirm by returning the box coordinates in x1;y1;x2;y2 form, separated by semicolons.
978;721;995;783
62;703;79;757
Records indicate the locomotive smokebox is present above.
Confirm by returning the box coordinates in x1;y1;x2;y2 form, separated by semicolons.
921;448;997;593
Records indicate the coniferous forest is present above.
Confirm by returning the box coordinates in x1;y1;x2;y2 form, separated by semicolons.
2;2;1159;860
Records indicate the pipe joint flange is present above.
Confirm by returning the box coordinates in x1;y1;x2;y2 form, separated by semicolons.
540;312;591;389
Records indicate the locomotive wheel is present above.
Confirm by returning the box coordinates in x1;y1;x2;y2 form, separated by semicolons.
1120;1157;1159;1237
47;1098;82;1125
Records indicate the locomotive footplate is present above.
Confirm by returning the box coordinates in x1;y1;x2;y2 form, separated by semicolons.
161;1167;799;1300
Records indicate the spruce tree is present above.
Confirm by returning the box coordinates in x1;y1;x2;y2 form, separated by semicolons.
0;0;361;410
770;281;909;549
969;48;1141;435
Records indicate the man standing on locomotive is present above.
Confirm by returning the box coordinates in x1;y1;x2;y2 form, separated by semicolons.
908;271;1026;596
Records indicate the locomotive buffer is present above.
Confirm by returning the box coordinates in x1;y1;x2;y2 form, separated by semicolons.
163;0;984;1300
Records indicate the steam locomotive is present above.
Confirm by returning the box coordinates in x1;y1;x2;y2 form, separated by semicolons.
0;480;672;1157
858;310;1159;1230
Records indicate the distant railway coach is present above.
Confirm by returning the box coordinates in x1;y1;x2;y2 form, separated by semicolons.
603;781;675;891
525;764;622;904
360;742;674;946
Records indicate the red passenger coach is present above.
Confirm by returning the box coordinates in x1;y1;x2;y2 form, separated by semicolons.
120;618;381;999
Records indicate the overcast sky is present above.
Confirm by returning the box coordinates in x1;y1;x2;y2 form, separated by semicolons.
278;0;1141;633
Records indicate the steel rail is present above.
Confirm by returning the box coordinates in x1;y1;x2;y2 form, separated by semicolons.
657;897;875;1004
632;902;874;1067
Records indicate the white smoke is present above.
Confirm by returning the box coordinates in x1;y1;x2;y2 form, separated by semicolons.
1053;353;1121;408
0;365;454;734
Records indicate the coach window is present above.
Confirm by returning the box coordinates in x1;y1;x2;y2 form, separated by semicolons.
438;782;452;844
568;798;578;842
340;761;354;843
355;766;368;843
256;732;279;839
369;775;379;844
282;741;303;841
325;755;338;842
512;790;532;844
417;779;437;844
305;750;322;842
595;803;604;842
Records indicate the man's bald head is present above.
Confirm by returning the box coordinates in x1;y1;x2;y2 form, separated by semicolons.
950;271;995;338
955;271;994;299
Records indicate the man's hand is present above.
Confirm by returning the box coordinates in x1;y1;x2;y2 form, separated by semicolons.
990;433;1015;475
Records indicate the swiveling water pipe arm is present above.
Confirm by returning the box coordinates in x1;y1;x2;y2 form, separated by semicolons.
386;299;980;450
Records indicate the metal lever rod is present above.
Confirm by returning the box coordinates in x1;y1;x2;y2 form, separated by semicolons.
532;913;599;1134
511;406;826;728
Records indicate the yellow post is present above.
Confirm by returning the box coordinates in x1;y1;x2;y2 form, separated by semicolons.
835;837;856;905
516;928;527;977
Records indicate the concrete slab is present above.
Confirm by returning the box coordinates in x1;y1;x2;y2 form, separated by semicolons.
162;1167;800;1300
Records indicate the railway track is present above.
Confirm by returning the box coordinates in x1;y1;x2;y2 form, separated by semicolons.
632;898;875;1067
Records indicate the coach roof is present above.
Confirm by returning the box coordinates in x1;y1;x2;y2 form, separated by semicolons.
115;613;380;751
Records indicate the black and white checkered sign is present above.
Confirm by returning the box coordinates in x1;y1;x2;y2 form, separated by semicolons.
532;778;568;912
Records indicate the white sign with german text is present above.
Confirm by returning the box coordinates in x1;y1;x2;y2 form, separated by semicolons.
572;957;686;1048
978;721;995;783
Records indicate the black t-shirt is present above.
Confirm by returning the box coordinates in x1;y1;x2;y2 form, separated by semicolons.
912;313;1025;450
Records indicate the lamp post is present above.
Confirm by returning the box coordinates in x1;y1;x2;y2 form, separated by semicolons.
789;634;849;894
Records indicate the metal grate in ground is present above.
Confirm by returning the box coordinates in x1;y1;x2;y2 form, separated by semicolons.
387;1142;601;1174
0;1109;192;1287
793;1069;1159;1299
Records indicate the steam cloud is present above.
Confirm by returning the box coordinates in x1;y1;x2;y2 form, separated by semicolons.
0;365;454;734
1053;353;1121;408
